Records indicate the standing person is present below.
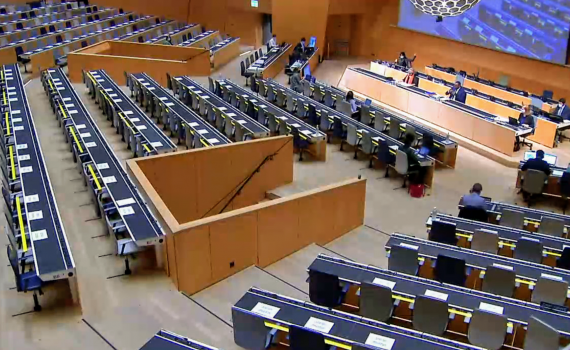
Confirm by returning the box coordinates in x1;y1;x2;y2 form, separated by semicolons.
460;183;487;209
290;68;303;93
554;98;570;120
445;81;467;103
268;34;277;49
396;52;416;68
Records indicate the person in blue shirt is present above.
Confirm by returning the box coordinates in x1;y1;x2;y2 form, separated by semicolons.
460;183;487;209
446;81;467;103
346;91;359;119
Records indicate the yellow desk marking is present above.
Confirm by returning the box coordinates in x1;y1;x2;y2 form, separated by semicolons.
200;138;209;147
263;322;351;350
449;308;472;318
69;127;84;153
456;233;471;239
16;196;27;252
9;145;16;180
143;144;151;153
58;103;68;119
5;111;10;136
515;278;535;286
87;164;102;191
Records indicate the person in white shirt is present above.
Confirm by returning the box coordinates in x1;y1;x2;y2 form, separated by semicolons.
268;34;277;48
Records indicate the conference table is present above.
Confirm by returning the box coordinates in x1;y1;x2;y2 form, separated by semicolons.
309;254;570;341
140;330;219;350
425;65;557;113
341;67;533;157
247;43;293;79
289;48;320;79
178;29;218;48
210;36;240;69
144;23;201;44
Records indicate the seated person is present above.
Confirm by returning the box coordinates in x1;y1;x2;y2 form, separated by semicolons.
460;183;487;209
268;34;277;49
514;105;535;151
402;68;419;87
445;81;467;103
554;98;570;120
346;91;359;119
290;68;302;93
399;133;426;184
522;149;551;176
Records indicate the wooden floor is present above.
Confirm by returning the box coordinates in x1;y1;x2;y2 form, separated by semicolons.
3;54;570;350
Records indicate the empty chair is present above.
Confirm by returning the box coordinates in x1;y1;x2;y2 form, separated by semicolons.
359;282;393;322
289;325;327;350
324;89;334;107
468;309;508;350
308;270;342;307
482;265;516;297
267;113;279;133
320;110;332;132
429;220;458;246
276;90;286;107
523;316;560;350
557;247;570;270
302;80;312;97
360;105;372;125
388;245;419;276
434;254;466;286
313;85;324;102
337;100;352;116
471;228;499;254
360;132;375;155
514;237;543;264
267;86;276;102
388;118;402;140
387;150;418;188
40;27;47;35
240;61;253;86
254;50;259;61
412;295;449;336
500;208;525;229
48;24;55;32
538;216;565;237
531;276;568;305
278;118;288;136
258;79;267;97
374;111;386;131
285;93;296;113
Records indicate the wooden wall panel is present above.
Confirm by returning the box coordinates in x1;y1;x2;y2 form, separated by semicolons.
174;226;211;294
272;0;330;52
328;0;382;14
257;200;300;267
209;213;258;281
165;235;177;284
224;11;263;47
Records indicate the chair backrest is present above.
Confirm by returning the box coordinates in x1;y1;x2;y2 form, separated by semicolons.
224;117;234;138
429;220;458;246
254;50;259;60
309;270;341;307
324;89;334;107
531;276;569;305
388;245;419;276
522;169;547;195
471;228;498;254
394;150;409;175
286;93;295;112
240;60;246;76
278;118;288;136
523;316;560;350
389;118;401;139
235;123;247;142
538;216;565;237
199;97;206;116
318;110;330;131
482;265;516;297
215;109;224;131
412;295;449;336
360;105;372;125
257;107;267;125
346;124;358;146
276;90;286;107
361;132;373;154
513;237;543;264
338;100;353;116
558;247;570;270
267;85;276;102
468;309;508;350
500;208;525;229
259;80;267;97
245;56;250;68
302;80;312;97
434;254;466;286
230;90;238;107
359;282;393;322
374;110;385;131
232;308;270;350
561;172;570;197
458;206;489;223
267;113;279;133
289;325;327;350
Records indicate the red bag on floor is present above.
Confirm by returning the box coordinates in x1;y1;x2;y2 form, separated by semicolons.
409;184;425;198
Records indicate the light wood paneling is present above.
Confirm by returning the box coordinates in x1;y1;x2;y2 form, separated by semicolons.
174;225;211;294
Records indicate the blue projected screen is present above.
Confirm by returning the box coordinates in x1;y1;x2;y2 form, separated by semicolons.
398;0;570;64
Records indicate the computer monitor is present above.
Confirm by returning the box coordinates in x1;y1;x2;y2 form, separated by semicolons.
365;99;372;106
309;36;316;48
524;151;557;166
429;220;458;245
303;64;311;78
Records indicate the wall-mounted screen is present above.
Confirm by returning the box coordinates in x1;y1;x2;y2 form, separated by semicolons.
399;0;570;65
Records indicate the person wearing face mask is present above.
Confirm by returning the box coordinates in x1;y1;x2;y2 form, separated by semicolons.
515;105;535;151
396;52;416;68
554;98;570;120
402;68;419;86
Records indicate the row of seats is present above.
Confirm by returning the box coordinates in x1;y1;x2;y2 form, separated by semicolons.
2;64;75;311
0;2;75;23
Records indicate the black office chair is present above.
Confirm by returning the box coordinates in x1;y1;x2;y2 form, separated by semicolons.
40;27;47;35
138;36;143;43
258;47;263;58
458;206;489;223
308;270;343;307
240;61;253;86
94;14;99;20
561;172;570;214
49;25;55;32
14;46;30;73
110;20;115;27
291;127;309;161
429;220;458;246
166;72;172;90
254;50;259;61
20;12;27;19
16;22;23;30
93;6;98;11
132;24;138;31
128;14;133;21
289;325;327;350
434;254;466;286
119;8;124;13
557;247;570;270
56;35;63;43
29;10;36;18
155;18;160;24
86;7;92;13
0;8;5;14
333;117;346;145
65;21;72;28
81;41;88;48
86;15;93;22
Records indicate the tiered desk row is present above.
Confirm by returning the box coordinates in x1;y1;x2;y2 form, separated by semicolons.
41;68;165;274
2;64;75;311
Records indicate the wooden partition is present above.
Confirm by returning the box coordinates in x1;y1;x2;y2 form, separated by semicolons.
212;38;241;69
67;40;211;86
127;136;366;294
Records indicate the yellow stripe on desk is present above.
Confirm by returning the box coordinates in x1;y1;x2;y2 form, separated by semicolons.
16;196;27;252
200;138;210;147
501;242;516;248
58;103;68;119
524;220;540;225
87;164;102;191
456;233;472;239
545;251;562;257
325;339;351;350
3;90;6;105
393;295;415;303
143;144;151;153
9;145;15;180
389;150;396;155
515;278;536;286
69;127;84;153
449;308;471;318
86;72;97;84
48;79;54;91
264;321;288;332
5;111;10;136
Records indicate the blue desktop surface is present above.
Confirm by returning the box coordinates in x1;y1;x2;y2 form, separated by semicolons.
399;0;570;64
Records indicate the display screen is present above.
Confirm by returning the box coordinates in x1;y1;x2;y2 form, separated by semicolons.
399;0;570;64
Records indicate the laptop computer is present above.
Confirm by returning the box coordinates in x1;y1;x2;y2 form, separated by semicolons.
508;117;519;126
364;99;372;106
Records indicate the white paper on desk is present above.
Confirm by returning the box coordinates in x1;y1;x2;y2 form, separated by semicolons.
109;93;118;98
251;302;280;319
80;132;91;138
16;143;27;150
479;302;503;315
12;118;22;123
372;278;396;290
148;87;156;91
365;333;395;350
116;198;136;207
304;317;334;334
159;97;168;101
300;130;312;135
150;142;163;148
227;113;236;117
135;125;147;130
218;107;227;111
69;110;78;114
102;176;117;184
197;129;209;135
13;126;24;131
165;102;174;107
25;194;39;203
130;118;140;122
28;210;43;221
541;273;563;281
113;99;123;103
20;166;33;174
400;243;419;250
11;110;21;115
425;289;448;301
237;120;247;124
208;138;220;144
18;155;30;161
119;206;135;216
96;163;109;170
31;229;48;241
85;141;97;148
189;122;199;127
290;123;301;128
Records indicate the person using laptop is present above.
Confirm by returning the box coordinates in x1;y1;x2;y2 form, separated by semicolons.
522;149;551;176
514;105;535;151
460;183;487;209
268;34;277;49
346;91;359;119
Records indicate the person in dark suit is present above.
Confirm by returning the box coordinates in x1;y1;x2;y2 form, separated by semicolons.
554;98;570;120
446;81;467;103
294;37;307;54
402;68;419;87
522;150;551;176
290;68;302;93
396;52;416;68
399;133;425;184
515;105;535;151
